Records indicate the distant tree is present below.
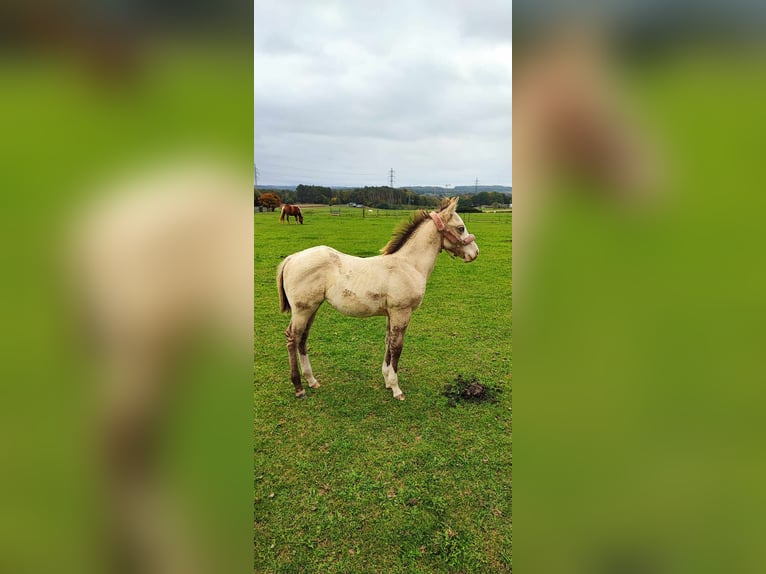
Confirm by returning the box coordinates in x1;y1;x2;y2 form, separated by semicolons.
259;192;281;211
417;194;439;208
472;191;490;206
280;189;296;204
457;196;481;213
296;184;333;204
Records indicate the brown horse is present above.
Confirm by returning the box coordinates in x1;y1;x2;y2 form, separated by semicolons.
279;204;304;224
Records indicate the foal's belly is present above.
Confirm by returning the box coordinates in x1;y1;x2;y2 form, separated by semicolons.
323;253;425;317
325;284;387;317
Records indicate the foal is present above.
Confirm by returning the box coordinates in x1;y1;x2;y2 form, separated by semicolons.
277;197;478;400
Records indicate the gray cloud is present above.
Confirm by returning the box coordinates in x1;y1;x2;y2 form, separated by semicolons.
254;0;512;187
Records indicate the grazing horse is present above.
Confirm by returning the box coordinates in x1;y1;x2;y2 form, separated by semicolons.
279;204;304;224
276;197;478;400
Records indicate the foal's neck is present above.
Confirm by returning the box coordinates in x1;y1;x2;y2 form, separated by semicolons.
388;220;442;279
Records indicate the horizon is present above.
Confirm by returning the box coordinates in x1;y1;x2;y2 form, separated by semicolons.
255;182;512;190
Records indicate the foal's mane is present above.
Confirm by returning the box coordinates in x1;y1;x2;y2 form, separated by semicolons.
380;199;451;255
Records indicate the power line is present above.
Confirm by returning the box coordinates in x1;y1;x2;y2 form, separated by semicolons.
388;168;396;207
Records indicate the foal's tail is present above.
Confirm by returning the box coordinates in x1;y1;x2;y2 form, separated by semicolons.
276;257;291;313
278;205;286;223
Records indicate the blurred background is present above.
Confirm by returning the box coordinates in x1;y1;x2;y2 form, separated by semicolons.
3;0;766;572
0;1;251;572
514;1;766;573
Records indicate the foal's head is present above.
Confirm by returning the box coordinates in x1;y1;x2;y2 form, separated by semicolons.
434;197;479;263
381;198;478;262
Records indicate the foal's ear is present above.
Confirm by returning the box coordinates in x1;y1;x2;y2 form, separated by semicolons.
440;196;459;220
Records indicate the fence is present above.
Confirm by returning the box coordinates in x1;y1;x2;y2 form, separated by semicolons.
255;206;511;225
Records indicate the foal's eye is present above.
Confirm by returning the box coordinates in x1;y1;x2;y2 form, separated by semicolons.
457;226;465;233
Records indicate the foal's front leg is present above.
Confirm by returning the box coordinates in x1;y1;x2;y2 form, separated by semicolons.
382;315;391;381
382;310;411;400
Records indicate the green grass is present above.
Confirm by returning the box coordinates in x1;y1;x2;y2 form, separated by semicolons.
254;207;512;573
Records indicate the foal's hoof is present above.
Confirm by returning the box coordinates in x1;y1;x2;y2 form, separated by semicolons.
394;393;405;401
308;380;321;389
295;389;307;399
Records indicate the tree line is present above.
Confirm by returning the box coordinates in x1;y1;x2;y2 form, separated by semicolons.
255;185;511;211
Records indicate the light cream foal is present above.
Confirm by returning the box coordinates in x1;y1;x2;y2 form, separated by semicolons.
276;197;478;401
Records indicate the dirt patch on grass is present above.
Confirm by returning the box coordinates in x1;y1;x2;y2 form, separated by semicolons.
443;374;503;407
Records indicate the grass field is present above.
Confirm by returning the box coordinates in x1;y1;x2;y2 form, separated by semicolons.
254;207;512;573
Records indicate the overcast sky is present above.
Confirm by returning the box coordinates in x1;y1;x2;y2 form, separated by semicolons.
254;1;512;188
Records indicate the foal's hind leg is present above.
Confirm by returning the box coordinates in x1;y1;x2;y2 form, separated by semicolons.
382;310;411;400
285;320;304;398
285;308;320;398
298;310;320;389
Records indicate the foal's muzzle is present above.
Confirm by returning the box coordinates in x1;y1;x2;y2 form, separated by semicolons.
462;243;479;262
